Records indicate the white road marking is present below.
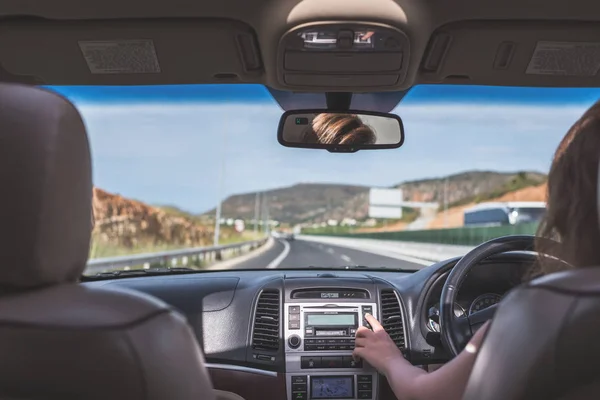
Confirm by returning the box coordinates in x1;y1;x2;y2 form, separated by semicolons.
267;239;291;269
298;236;432;267
340;254;352;262
327;248;335;254
207;237;276;270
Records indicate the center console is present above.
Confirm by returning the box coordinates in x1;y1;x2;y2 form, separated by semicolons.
285;288;379;400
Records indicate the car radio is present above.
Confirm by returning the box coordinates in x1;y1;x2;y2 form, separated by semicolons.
286;304;375;351
285;302;378;400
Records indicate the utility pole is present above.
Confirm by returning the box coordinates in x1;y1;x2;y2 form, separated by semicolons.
213;120;228;246
254;192;260;236
265;195;270;236
443;178;448;228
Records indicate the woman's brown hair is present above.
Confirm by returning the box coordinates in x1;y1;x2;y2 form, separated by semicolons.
302;113;376;145
532;101;600;277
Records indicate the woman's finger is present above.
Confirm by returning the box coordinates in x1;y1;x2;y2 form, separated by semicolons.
354;337;367;348
365;314;385;332
356;326;373;338
352;347;364;360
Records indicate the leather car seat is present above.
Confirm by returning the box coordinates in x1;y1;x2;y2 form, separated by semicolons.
463;251;600;393
0;83;218;400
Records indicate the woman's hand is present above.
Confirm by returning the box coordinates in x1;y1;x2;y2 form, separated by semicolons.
353;314;406;376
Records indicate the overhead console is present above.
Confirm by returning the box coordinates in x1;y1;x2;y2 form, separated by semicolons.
277;22;410;91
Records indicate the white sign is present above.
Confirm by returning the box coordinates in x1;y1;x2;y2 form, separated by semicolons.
368;188;403;219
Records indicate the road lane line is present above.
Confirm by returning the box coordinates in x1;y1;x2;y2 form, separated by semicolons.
340;254;352;262
267;239;291;269
298;236;431;267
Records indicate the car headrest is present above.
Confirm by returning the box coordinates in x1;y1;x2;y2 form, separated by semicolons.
0;83;92;289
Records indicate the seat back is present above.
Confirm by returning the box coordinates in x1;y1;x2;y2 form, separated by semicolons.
0;83;215;400
463;267;600;400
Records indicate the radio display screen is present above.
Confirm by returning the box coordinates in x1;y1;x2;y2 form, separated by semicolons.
307;313;356;326
311;376;354;399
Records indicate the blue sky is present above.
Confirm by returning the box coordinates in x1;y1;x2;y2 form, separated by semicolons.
47;84;600;214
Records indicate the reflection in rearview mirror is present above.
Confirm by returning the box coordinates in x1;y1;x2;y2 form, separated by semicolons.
277;110;404;152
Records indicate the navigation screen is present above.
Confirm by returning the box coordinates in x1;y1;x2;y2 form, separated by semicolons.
311;376;354;399
307;313;356;326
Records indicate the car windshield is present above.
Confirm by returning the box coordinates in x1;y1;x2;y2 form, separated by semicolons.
46;84;600;275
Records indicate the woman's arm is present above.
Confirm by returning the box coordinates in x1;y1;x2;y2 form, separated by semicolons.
353;314;489;400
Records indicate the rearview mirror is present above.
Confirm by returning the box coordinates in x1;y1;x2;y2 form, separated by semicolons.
277;110;404;152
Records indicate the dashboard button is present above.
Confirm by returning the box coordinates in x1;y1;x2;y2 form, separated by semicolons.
289;321;300;329
322;356;343;368
342;356;362;368
289;314;300;321
288;335;302;349
305;339;316;344
292;383;307;392
289;306;300;313
358;382;372;390
304;344;316;351
358;375;373;383
358;390;372;399
292;376;307;384
293;392;307;400
301;356;321;369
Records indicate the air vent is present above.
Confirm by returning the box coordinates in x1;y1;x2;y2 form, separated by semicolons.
380;289;405;348
251;289;281;352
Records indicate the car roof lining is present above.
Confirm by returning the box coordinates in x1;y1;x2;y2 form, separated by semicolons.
1;0;600;91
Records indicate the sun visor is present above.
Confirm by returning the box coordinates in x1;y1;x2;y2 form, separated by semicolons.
419;21;600;87
0;19;263;85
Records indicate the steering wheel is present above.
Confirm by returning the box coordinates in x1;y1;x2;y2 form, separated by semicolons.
439;235;560;357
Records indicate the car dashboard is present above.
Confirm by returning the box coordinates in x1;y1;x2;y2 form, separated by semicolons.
82;253;533;400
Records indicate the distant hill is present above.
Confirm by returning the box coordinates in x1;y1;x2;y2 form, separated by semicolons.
207;170;547;225
206;183;369;224
396;170;547;207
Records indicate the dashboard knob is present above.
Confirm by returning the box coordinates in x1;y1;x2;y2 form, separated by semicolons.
288;335;301;348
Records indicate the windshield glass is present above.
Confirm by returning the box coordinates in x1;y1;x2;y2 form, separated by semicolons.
46;84;600;274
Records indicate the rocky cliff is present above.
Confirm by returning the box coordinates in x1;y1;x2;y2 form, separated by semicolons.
91;187;214;257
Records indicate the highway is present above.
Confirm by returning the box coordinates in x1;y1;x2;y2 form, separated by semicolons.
227;237;430;270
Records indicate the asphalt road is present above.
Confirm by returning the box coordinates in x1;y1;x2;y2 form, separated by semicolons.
231;238;426;270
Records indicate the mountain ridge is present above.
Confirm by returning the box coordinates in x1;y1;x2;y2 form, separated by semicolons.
208;170;547;225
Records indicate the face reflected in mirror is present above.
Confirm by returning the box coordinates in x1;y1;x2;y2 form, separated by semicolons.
279;111;404;151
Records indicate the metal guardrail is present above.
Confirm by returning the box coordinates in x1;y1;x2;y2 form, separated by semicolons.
85;238;268;274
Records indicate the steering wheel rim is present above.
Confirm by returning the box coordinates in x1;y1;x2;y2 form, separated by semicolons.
439;235;560;357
